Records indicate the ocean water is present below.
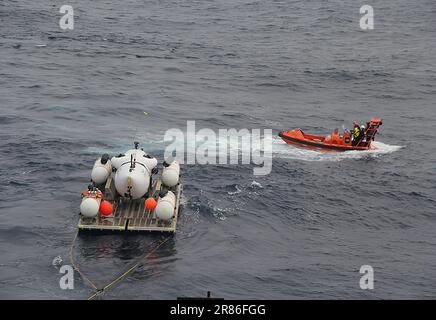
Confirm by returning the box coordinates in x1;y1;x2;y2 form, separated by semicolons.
0;0;435;299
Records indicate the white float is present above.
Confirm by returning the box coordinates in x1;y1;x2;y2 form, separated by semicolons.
91;156;112;184
155;191;176;220
80;195;101;218
161;160;180;187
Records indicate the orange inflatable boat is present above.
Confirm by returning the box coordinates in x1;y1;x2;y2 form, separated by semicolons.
279;118;383;151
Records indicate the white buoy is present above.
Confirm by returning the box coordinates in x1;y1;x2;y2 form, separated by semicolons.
155;191;176;220
91;157;112;184
161;161;180;187
80;197;101;218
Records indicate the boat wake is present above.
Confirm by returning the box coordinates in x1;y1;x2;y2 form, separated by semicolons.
272;139;403;162
86;133;402;163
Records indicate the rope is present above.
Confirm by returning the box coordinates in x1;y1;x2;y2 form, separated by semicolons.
87;235;172;300
69;229;98;291
69;229;172;300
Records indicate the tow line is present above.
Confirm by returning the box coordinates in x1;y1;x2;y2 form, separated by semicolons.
69;229;172;300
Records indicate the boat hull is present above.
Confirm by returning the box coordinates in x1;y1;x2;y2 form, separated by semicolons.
278;131;370;152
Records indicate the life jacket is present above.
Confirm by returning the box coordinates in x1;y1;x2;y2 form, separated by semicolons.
353;126;360;139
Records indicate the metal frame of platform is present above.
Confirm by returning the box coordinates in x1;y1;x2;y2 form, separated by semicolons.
77;176;182;233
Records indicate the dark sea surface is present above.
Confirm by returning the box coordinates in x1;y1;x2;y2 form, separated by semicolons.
1;0;435;299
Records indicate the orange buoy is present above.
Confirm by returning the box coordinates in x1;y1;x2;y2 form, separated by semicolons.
145;197;157;210
99;200;113;216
